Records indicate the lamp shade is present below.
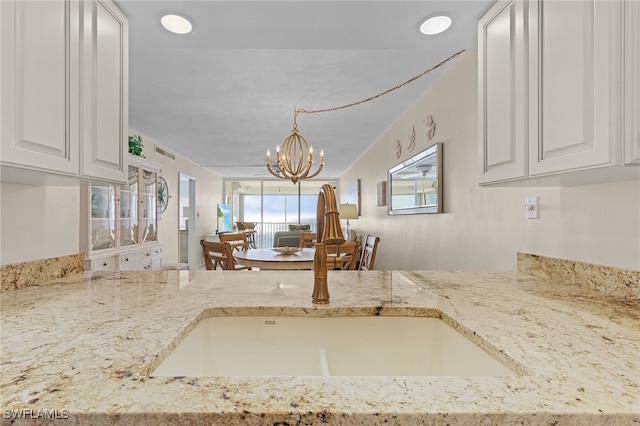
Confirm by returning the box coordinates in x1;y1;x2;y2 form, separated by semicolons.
338;203;358;220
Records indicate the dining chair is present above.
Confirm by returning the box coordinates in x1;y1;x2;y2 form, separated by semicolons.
218;232;250;252
359;235;380;270
325;241;360;270
298;232;317;248
200;240;250;271
236;222;257;248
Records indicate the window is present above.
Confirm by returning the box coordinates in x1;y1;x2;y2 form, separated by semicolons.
225;179;337;248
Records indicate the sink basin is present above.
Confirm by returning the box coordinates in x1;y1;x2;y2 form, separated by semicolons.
151;316;516;377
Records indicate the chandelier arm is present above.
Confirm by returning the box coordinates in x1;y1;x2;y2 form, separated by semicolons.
304;163;324;179
276;156;289;178
266;161;286;179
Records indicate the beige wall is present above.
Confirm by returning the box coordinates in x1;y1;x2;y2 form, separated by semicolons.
0;138;222;268
339;50;640;271
0;183;80;265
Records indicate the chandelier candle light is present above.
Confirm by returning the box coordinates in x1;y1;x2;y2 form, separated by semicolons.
266;108;324;184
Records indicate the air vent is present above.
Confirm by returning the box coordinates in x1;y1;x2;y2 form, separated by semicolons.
155;145;175;160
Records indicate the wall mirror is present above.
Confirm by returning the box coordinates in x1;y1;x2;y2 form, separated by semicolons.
388;142;442;215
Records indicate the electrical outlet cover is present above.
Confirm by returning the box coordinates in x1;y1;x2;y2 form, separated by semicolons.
526;196;538;219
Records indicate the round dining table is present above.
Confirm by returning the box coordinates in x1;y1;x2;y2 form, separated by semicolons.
233;248;315;270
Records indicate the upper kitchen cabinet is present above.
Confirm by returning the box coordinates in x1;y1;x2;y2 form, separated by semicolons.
625;0;640;165
80;0;128;182
478;0;528;184
0;0;80;175
528;0;622;176
479;0;639;186
0;0;128;183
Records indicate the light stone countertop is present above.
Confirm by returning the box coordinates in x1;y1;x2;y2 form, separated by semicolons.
1;270;638;425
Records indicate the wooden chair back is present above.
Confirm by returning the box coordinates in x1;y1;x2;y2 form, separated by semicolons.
359;235;380;270
200;240;250;271
298;232;317;248
218;232;249;252
236;221;256;231
325;241;360;270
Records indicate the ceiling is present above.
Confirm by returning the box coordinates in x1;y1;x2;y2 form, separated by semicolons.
115;0;494;179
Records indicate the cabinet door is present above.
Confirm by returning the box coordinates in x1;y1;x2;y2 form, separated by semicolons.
625;0;640;165
89;183;116;251
119;165;139;247
80;0;128;182
528;0;623;176
0;0;79;175
478;0;528;184
140;168;158;244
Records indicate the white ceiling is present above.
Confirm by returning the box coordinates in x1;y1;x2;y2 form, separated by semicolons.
115;0;495;179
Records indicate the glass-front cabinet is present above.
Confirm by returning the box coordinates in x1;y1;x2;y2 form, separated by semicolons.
90;184;116;251
140;167;158;244
119;167;138;248
82;156;162;271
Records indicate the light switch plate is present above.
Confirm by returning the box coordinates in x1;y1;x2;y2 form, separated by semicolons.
526;196;538;219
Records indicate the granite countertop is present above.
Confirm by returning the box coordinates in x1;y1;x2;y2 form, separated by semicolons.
1;270;638;425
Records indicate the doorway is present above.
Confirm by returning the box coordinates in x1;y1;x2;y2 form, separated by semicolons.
179;173;196;268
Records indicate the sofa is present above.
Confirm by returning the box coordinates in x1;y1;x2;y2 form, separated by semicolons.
273;225;312;247
273;226;360;250
273;231;304;247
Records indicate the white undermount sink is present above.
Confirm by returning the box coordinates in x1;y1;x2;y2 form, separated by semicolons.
151;316;516;377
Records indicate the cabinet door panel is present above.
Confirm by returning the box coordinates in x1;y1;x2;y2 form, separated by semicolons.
80;0;128;182
478;0;528;184
625;0;640;165
529;0;622;175
1;0;79;174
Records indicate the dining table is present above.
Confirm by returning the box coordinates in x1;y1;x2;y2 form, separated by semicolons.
233;247;315;270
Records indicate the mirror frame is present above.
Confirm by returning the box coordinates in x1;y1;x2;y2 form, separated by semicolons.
387;142;443;215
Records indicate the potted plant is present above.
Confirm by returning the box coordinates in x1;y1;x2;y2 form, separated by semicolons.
128;134;145;157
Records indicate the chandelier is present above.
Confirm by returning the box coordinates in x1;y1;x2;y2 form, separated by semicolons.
266;108;324;184
265;49;466;184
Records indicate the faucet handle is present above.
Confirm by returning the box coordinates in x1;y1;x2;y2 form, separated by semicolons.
312;242;330;304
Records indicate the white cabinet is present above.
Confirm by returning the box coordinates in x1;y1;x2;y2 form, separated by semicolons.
80;0;128;182
478;0;639;185
0;0;127;183
81;156;162;271
478;0;528;184
0;0;80;175
528;0;622;176
625;0;640;165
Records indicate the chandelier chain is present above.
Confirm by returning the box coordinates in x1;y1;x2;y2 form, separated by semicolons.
270;49;466;183
294;49;466;120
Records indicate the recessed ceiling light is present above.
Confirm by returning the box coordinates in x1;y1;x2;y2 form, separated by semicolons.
161;14;194;35
419;15;452;36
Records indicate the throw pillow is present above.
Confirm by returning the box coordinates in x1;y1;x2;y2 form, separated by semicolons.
288;224;311;231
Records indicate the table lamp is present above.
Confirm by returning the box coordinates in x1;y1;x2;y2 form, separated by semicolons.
338;203;358;241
